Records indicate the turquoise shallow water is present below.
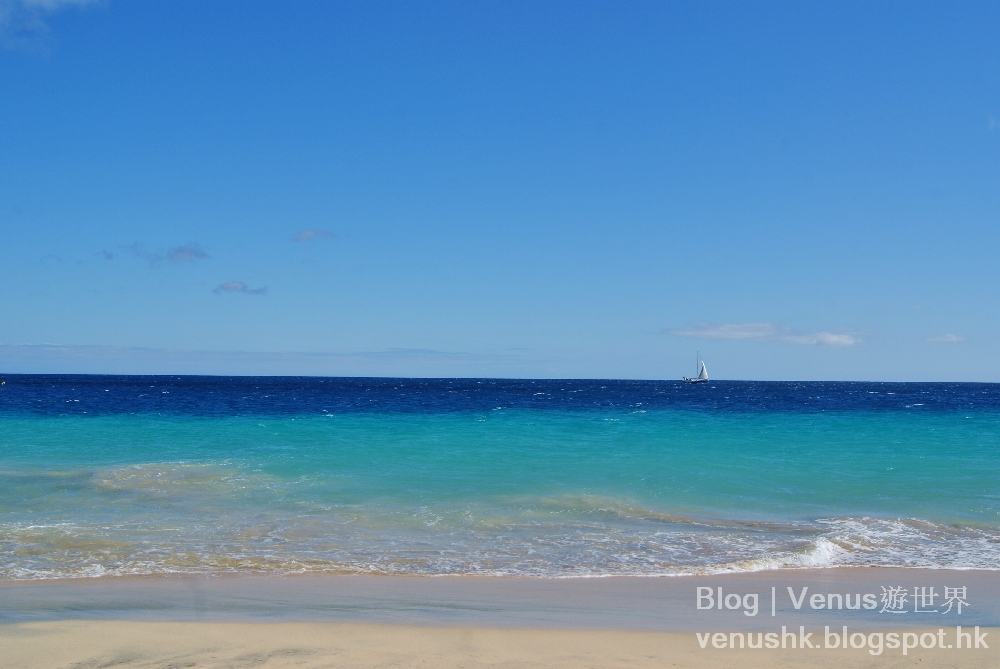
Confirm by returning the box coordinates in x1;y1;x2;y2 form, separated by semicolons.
1;377;998;578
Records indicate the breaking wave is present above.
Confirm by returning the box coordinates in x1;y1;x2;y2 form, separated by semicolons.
2;468;997;579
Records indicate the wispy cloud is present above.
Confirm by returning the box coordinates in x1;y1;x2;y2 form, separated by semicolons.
667;323;777;341
1;0;98;49
928;334;964;343
666;322;860;347
165;243;208;263
213;280;267;295
128;242;208;267
294;229;338;243
0;343;525;377
782;332;860;347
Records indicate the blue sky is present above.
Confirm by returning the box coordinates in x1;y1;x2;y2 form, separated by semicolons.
1;1;998;380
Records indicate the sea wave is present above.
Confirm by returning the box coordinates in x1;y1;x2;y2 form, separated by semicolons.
2;508;997;580
3;462;999;580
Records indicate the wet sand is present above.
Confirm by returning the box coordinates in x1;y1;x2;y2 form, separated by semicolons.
1;569;998;668
2;568;998;629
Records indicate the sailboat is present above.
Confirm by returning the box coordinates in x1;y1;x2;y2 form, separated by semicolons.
683;353;709;384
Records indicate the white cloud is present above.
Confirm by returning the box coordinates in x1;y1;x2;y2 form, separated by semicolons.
782;332;860;347
928;334;964;343
0;0;98;49
294;229;338;243
213;280;267;295
666;322;860;347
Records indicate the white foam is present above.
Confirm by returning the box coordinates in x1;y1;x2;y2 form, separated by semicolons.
2;505;999;579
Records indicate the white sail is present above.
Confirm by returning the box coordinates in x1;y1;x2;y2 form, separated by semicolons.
684;353;710;383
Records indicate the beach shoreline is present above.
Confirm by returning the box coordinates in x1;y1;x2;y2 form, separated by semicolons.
3;377;998;666
2;567;997;631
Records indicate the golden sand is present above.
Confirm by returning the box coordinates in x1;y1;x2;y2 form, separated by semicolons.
2;621;996;669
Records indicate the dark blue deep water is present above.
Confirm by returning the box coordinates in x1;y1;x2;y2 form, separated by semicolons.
3;375;1000;415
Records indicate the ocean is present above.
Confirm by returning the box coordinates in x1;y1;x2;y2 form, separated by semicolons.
1;375;998;580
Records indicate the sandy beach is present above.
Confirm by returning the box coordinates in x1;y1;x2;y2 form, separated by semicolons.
2;570;997;668
2;620;996;669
